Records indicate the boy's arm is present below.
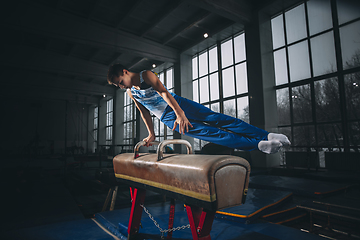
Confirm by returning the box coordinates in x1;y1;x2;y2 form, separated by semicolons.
127;89;155;146
142;71;193;134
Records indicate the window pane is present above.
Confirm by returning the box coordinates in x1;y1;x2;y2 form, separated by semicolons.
107;112;113;125
234;33;246;63
160;122;164;136
193;80;199;102
199;76;209;103
292;84;312;123
311;31;337;76
94;130;97;141
276;88;291;125
166;68;173;89
194;139;200;151
209;47;218;73
123;123;128;139
344;72;360;120
221;39;233;68
293;125;316;146
153;117;159;136
192;57;198;79
348;122;360;146
307;0;332;36
167;123;172;136
159;72;164;84
199;51;208;77
130;105;133;121
285;4;307;44
288;41;311;82
271;14;285;49
222;67;235;98
224;99;236;118
317;123;343;146
237;97;249;123
278;127;292;144
124;92;129;106
211;102;220;113
274;49;288;85
337;0;360;25
124;106;127;121
127;106;132;121
314;78;341;122
340;20;360;70
235;62;248;94
109;99;113;111
210;73;219;101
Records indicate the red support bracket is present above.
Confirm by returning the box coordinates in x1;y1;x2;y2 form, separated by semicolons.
166;198;176;240
127;188;146;239
186;205;216;240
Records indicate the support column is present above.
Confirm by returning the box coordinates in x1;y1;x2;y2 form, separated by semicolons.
173;61;182;153
245;10;280;167
178;53;194;153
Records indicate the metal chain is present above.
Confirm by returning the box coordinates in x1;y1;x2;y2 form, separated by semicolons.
140;204;190;235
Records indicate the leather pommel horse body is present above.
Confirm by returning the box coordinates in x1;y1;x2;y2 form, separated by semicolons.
113;140;250;240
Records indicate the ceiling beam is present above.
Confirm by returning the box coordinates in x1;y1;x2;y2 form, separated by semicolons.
128;58;148;71
1;44;110;81
108;52;122;66
1;69;114;96
140;0;183;38
2;1;179;63
0;83;102;105
185;0;252;24
88;0;103;20
115;0;144;29
162;11;211;45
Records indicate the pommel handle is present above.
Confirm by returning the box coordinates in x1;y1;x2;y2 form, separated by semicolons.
157;139;192;161
134;141;160;159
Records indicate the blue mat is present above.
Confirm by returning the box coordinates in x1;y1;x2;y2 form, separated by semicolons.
216;188;292;223
3;182;84;231
249;175;350;197
2;218;119;240
95;200;325;240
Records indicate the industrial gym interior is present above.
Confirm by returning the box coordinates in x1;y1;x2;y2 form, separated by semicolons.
1;0;360;239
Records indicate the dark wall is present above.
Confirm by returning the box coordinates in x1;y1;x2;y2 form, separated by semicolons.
1;98;89;157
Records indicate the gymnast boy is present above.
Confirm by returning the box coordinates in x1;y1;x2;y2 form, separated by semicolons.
107;64;291;154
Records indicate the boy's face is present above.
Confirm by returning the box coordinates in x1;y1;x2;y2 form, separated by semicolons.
112;70;132;89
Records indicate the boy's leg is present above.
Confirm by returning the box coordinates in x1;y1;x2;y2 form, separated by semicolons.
162;116;262;151
171;95;268;141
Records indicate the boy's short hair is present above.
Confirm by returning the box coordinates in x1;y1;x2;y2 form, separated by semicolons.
107;64;127;84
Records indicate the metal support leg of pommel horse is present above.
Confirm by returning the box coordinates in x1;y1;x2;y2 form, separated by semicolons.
127;187;177;240
128;188;216;240
186;205;216;240
127;187;146;239
127;186;215;240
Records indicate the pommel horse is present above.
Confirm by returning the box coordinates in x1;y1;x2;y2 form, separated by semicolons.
113;139;250;240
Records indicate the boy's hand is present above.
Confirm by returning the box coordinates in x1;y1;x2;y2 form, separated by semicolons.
172;114;193;134
143;134;155;147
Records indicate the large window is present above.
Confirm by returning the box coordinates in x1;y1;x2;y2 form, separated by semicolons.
192;32;248;151
272;0;360;152
93;106;98;152
106;99;113;147
123;92;135;151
